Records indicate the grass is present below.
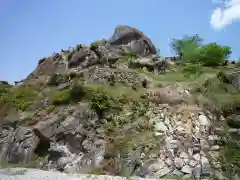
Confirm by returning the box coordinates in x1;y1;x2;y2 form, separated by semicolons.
0;84;38;111
84;84;146;103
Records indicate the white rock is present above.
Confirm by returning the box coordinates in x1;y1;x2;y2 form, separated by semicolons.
183;158;189;163
188;148;193;156
189;160;198;167
228;128;238;133
171;169;183;176
149;160;166;171
193;153;201;162
193;164;201;178
174;158;184;169
156;166;171;177
198;115;210;126
201;156;211;175
180;152;189;159
181;165;192;174
211;145;220;151
164;117;170;125
165;158;173;166
200;139;210;150
155;121;168;132
154;132;164;136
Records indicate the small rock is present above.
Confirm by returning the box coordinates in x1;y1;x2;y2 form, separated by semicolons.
198;115;210;126
164;117;170;125
171;169;183;176
165;158;173;166
188;148;193;156
180;152;189;159
174;158;184;169
200;139;210;150
193;164;201;178
155;122;168;132
211;145;220;151
181;165;192;174
154;132;164;136
149;160;166;171
201;156;210;174
189;160;198;167
193;153;201;162
156;166;171;177
228;128;238;133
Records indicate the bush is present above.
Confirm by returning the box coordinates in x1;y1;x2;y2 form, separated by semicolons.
198;43;232;67
51;84;85;105
0;85;38;111
51;90;71;105
90;88;110;117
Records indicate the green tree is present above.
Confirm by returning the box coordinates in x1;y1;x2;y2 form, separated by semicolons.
169;34;203;58
199;43;232;66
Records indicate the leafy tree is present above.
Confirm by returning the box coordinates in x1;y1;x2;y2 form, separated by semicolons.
199;43;232;66
169;34;203;58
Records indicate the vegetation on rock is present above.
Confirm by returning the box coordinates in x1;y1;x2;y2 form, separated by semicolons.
1;26;240;179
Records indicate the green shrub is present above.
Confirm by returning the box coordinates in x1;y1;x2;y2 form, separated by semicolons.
69;84;85;102
90;42;99;50
51;90;71;105
0;85;38;111
90;88;110;117
51;84;85;105
198;43;232;66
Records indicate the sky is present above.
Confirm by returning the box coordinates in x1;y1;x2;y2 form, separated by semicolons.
0;0;240;82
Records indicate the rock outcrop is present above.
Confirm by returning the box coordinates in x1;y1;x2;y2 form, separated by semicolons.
0;25;238;180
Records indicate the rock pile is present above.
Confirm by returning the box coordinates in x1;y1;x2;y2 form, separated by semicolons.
139;103;222;178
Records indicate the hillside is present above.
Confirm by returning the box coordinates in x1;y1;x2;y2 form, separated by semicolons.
0;25;240;180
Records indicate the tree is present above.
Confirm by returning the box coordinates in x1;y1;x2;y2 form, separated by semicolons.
169;34;203;59
198;43;232;66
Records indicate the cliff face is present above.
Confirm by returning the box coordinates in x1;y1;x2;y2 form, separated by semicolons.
0;25;240;179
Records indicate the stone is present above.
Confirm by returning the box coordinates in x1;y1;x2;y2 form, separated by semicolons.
179;152;189;159
108;25;156;56
200;139;210;150
155;121;168;132
193;153;201;162
156;166;171;177
201;156;210;175
149;160;166;171
164;117;170;125
208;135;219;145
228;128;238;133
174;158;184;169
165;158;173;166
210;145;220;151
171;169;184;176
189;160;198;167
192;164;201;178
181;165;192;174
198;115;210;126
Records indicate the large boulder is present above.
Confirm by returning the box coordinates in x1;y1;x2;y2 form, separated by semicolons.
108;25;157;56
68;45;99;68
0;125;39;164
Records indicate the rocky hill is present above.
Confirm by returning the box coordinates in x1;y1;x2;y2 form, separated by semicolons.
0;25;240;180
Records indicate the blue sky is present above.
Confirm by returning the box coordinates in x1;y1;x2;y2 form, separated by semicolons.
1;0;240;82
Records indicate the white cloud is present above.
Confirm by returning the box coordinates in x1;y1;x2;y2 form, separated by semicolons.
210;0;240;30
